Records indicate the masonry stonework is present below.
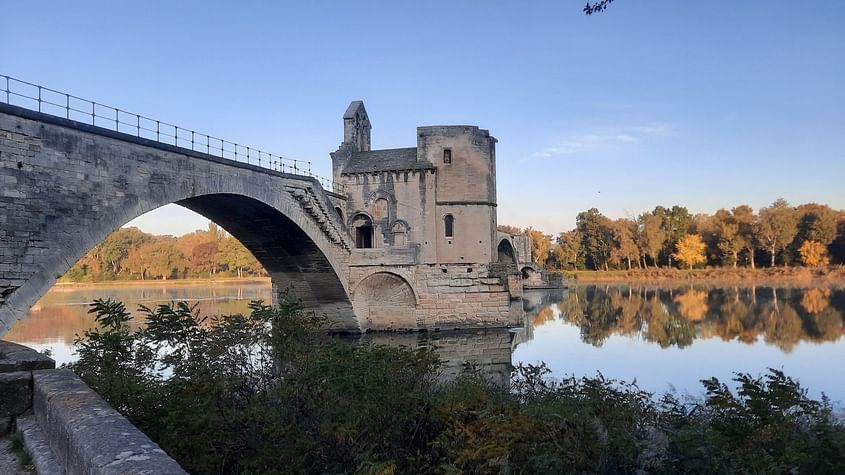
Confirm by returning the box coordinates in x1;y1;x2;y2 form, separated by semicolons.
333;102;531;331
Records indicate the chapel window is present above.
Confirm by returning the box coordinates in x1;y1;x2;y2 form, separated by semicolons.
353;214;374;249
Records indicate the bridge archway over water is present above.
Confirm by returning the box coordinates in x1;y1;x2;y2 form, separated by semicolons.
0;104;358;335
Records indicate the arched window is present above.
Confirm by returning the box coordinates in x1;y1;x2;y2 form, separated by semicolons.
444;214;454;238
352;214;374;249
373;198;389;220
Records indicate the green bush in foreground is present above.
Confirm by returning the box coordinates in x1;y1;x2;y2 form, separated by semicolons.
69;297;845;474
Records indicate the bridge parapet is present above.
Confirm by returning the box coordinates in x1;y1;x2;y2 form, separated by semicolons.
0;73;343;193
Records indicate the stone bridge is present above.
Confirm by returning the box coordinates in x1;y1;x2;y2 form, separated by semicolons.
0;102;359;335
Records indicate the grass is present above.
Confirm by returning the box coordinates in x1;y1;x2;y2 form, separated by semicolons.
8;432;33;470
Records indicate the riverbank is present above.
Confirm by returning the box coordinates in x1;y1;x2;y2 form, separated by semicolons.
563;266;845;288
53;277;271;288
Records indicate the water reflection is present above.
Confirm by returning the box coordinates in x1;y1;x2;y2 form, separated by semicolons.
549;286;844;351
361;329;516;386
5;283;273;363
5;283;845;402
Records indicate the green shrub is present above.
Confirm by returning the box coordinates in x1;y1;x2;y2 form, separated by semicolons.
69;297;845;474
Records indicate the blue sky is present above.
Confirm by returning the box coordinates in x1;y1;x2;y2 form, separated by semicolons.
3;1;844;235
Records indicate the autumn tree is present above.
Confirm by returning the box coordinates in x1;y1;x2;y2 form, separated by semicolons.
732;205;758;269
795;203;838;246
658;206;693;268
672;234;706;270
552;230;584;270
831;218;845;264
217;237;262;278
610;218;638;270
636;212;664;268
799;240;830;267
757;199;798;267
98;227;152;276
576;208;614;271
124;237;187;280
176;222;227;276
712;209;743;268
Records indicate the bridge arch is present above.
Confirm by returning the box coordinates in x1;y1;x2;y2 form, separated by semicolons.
497;237;517;265
0;106;357;335
352;271;417;331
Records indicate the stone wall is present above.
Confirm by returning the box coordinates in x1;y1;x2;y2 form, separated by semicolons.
350;263;521;331
418;126;498;265
32;370;186;474
341;169;436;260
0;340;54;434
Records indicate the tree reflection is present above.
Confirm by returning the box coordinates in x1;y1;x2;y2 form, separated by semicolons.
542;286;844;351
801;288;831;314
674;289;708;322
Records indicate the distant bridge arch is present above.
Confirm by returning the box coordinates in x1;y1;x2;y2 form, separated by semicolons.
0;104;358;334
496;237;517;265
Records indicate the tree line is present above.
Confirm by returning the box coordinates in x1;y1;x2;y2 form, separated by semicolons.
505;199;845;271
64;222;266;281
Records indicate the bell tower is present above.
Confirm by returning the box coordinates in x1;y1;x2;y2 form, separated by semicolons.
331;101;371;185
343;100;370;152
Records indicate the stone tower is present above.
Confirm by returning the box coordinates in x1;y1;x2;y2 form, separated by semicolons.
330;101;526;332
330;101;370;186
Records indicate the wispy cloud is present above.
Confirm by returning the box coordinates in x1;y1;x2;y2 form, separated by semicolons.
528;123;673;160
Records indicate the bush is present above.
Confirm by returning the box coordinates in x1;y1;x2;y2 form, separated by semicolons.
69;298;845;474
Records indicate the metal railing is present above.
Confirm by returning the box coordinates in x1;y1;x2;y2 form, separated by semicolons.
0;74;343;193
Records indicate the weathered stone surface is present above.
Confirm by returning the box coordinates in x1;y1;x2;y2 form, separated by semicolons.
15;415;62;475
0;340;54;372
33;369;186;474
0;436;35;475
0;416;11;435
0;371;31;420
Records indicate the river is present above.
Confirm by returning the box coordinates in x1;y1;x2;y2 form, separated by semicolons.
6;282;844;405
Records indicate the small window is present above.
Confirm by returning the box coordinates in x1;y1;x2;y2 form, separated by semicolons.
443;148;452;164
352;214;374;249
444;214;454;238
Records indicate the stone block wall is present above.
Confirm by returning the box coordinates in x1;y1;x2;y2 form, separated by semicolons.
349;263;522;331
0;340;55;434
